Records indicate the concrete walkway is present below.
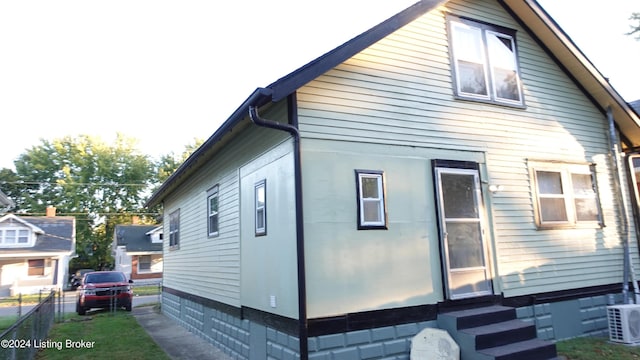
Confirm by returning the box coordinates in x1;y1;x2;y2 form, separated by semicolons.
133;306;232;360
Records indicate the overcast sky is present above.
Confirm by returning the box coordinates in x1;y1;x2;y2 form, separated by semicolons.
0;0;638;170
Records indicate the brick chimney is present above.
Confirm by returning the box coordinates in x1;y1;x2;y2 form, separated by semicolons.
132;215;140;224
46;206;56;217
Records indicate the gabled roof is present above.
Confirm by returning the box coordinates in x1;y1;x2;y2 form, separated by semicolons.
0;214;75;255
114;225;162;253
631;100;640;116
0;189;14;210
146;0;640;207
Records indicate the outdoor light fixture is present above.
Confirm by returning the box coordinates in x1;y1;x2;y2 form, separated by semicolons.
488;184;504;193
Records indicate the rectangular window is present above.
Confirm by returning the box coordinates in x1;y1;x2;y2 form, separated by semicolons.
255;180;266;236
207;185;219;237
28;259;45;276
169;209;180;248
1;229;30;245
530;162;601;228
356;170;387;229
448;16;524;106
138;255;151;272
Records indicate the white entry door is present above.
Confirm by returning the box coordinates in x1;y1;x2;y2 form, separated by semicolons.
434;162;492;300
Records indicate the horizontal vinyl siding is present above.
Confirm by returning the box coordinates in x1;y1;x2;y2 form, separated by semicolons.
162;108;290;306
297;0;638;298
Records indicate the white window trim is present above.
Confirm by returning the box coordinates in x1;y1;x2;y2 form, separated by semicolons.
207;185;220;237
448;16;524;107
255;180;266;236
356;170;388;230
169;209;180;249
0;227;35;247
137;254;162;274
529;161;602;229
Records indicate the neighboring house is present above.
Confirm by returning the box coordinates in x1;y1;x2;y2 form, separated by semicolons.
0;189;14;214
146;0;640;359
0;207;75;296
631;100;640;115
112;224;163;283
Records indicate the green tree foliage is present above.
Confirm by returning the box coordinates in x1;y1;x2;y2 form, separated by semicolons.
1;134;155;270
154;138;204;184
0;134;202;272
629;12;640;40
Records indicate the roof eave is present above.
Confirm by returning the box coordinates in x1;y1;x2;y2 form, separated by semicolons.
145;88;273;208
502;0;640;148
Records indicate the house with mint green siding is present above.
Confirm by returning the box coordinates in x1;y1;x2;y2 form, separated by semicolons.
146;0;640;359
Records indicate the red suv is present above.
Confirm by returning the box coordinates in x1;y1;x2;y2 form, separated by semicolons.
76;271;133;315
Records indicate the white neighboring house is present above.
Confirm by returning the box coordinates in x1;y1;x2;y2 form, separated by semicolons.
0;189;14;213
112;224;163;284
0;207;75;296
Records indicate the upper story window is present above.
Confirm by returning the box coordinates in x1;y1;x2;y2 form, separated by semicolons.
0;228;33;247
355;170;388;230
207;185;219;237
529;161;602;229
448;16;524;107
169;209;180;248
255;180;267;236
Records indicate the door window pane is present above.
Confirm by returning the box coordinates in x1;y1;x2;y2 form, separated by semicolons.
441;173;478;218
446;222;483;269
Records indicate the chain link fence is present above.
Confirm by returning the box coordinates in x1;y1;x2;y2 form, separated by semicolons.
0;290;56;360
0;282;162;359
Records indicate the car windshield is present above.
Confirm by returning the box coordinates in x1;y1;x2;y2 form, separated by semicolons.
84;272;126;284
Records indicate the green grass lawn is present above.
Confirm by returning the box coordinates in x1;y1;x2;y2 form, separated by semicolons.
0;315;18;333
557;336;640;359
34;311;170;360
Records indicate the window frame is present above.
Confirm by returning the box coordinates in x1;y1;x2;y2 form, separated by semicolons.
255;180;267;236
355;170;388;230
207;185;220;237
169;209;180;249
447;15;525;107
28;259;45;276
0;228;32;247
138;255;152;273
529;161;603;229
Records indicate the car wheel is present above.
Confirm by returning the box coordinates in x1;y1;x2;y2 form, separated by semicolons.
77;301;86;315
125;302;132;312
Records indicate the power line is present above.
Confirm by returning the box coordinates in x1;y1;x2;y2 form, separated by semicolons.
0;181;152;187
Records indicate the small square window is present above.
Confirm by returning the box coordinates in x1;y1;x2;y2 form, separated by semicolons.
255;180;266;236
28;259;45;276
448;16;524;107
356;170;387;230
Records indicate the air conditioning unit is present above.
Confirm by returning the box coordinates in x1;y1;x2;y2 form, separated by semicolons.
608;304;640;344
